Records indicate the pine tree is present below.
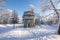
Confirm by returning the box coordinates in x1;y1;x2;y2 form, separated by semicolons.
11;10;18;24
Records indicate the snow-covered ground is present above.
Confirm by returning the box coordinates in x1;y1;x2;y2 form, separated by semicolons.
0;24;60;40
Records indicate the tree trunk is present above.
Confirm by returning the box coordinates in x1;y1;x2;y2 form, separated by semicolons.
58;25;60;34
50;0;60;34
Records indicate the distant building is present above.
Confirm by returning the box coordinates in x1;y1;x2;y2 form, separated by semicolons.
23;11;35;27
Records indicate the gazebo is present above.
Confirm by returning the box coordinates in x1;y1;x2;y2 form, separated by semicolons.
23;11;35;28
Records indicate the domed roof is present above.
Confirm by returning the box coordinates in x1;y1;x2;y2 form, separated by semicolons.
23;11;35;16
24;11;34;14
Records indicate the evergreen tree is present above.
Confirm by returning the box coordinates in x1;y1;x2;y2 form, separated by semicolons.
11;10;18;24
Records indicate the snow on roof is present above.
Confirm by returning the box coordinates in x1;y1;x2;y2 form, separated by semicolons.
24;11;34;14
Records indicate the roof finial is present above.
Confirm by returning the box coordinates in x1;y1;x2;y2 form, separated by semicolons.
29;4;35;12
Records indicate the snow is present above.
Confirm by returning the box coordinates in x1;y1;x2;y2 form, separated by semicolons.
0;24;24;28
0;24;60;40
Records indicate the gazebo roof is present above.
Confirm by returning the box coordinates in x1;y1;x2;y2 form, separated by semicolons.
24;11;34;14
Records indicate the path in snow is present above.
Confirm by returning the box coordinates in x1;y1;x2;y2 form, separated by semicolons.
0;24;59;40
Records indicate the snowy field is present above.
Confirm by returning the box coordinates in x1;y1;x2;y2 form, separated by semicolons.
0;24;60;40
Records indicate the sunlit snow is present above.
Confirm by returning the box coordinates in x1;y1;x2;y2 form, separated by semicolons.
0;24;60;40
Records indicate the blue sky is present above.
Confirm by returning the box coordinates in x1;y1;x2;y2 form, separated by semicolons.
6;0;41;18
4;0;60;19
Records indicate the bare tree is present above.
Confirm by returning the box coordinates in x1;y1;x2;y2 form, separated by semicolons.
50;0;60;35
40;0;60;11
40;0;60;34
50;0;59;20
